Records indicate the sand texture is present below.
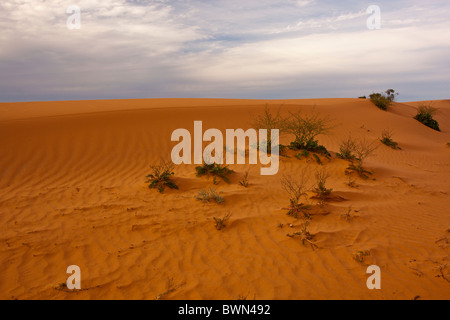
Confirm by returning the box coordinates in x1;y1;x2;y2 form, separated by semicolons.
0;98;449;300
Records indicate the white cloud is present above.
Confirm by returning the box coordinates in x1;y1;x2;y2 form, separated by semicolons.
0;0;449;101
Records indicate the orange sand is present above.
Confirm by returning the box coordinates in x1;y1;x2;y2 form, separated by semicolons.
0;98;449;300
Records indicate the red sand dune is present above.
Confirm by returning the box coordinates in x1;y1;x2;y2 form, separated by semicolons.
0;98;449;299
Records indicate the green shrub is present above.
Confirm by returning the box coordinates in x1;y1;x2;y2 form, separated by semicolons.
285;110;332;157
414;105;440;131
196;188;224;204
146;161;178;193
380;129;401;149
195;163;234;183
336;135;357;160
369;89;398;111
213;212;231;230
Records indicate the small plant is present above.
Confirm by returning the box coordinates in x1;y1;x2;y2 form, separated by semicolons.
285;110;332;157
369;89;398;111
336;135;357;160
414;105;440;131
239;171;249;187
196;188;224;204
313;154;322;165
253;105;285;152
213;212;231;230
155;278;185;300
353;250;370;264
213;176;220;185
196;163;234;183
146;160;178;193
294;149;310;160
313;169;332;206
341;206;353;221
281;171;312;219
380;129;401;150
346;138;377;179
287;220;318;249
358;96;366;99
346;176;358;188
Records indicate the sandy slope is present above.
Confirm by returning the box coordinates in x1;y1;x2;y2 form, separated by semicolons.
0;98;449;300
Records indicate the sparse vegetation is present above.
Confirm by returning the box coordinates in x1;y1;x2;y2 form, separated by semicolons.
358;96;366;99
196;163;234;183
196;188;224;204
380;129;401;150
239;171;249;187
253;105;285;151
285;110;332;157
369;89;398;111
294;150;310;160
353;250;371;264
313;169;332;207
346;138;378;179
287;220;318;249
313;154;322;165
336;135;357;160
414;105;440;131
155;278;185;300
213;212;231;230
346;176;358;188
146;160;178;193
341;206;353;221
281;170;312;219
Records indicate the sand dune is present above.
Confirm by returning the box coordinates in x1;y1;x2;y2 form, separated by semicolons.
0;98;449;300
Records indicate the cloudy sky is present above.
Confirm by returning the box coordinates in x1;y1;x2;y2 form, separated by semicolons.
0;0;449;102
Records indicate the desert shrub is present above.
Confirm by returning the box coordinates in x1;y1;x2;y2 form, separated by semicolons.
369;89;398;111
294;150;310;160
196;188;224;204
313;154;322;165
146;160;178;193
213;212;231;230
346;138;378;179
287;220;317;249
336;135;357;160
281;170;312;219
196;163;234;183
253;105;285;151
239;171;249;187
380;129;401;149
414;105;440;131
285;110;332;156
353;250;370;264
313;169;332;206
358;96;367;99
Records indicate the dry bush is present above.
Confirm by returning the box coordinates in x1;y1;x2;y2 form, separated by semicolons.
286;220;318;249
346;138;378;179
380;129;400;150
196;188;224;204
239;171;249;187
213;212;231;230
336;134;357;160
313;168;332;207
253;105;285;150
281;169;312;219
285;110;332;156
